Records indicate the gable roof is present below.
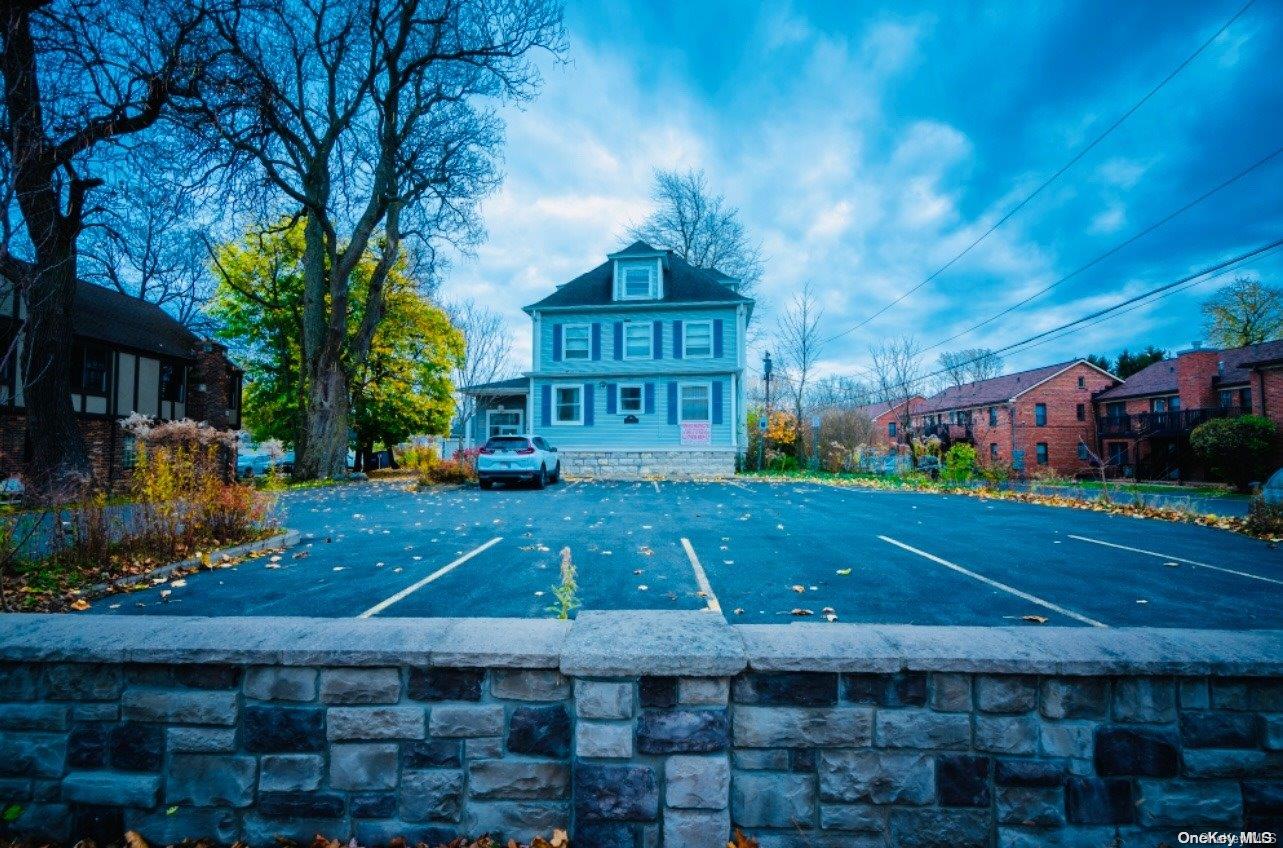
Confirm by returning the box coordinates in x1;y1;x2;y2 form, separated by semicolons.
460;376;528;395
852;397;920;421
1096;339;1283;401
72;281;201;359
917;360;1108;414
1094;359;1178;401
524;241;752;311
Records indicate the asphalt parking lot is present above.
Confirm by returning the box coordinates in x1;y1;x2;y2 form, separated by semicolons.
90;479;1283;628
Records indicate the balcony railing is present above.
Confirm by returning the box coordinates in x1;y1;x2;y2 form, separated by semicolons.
920;422;973;442
1097;406;1248;438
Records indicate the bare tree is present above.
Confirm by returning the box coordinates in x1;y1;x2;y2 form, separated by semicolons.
936;347;1004;391
627;167;764;299
186;0;565;479
808;374;873;411
774;282;824;457
447;298;516;439
0;0;215;495
867;336;925;438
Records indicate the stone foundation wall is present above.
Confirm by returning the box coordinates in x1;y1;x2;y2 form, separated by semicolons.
559;450;735;480
1;614;1281;847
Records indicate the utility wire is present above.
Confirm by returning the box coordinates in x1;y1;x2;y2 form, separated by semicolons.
820;0;1258;346
920;143;1283;355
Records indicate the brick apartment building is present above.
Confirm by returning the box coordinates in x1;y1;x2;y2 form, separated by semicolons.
1095;340;1283;480
850;396;923;447
0;278;243;491
908;360;1120;475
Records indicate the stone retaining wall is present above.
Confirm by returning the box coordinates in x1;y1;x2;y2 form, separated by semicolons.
558;450;735;480
0;613;1281;847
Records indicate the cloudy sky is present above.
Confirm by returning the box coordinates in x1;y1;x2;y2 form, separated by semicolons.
438;0;1283;380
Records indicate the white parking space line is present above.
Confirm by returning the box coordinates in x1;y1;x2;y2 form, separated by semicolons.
652;480;661;494
727;480;751;491
878;535;1107;627
1068;534;1283;586
556;480;581;494
358;537;504;618
680;537;722;614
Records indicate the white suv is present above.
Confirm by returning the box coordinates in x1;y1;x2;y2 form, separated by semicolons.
476;435;562;490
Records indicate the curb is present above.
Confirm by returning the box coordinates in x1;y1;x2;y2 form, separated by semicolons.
86;529;302;596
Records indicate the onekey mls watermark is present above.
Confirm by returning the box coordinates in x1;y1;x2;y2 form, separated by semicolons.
1178;833;1279;846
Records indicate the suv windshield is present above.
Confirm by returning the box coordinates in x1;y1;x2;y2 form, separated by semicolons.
485;437;530;451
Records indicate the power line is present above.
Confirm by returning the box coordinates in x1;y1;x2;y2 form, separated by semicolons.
920;143;1283;356
821;0;1258;346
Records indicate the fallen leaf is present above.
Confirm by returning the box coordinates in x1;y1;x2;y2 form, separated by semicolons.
69;598;90;611
836;568;852;576
1021;614;1048;624
790;608;814;616
170;579;187;588
791;584;805;593
733;607;745;615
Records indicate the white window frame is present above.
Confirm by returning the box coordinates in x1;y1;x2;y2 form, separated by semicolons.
622;321;653;360
619;261;656;300
678;381;712;423
618;383;643;414
562;323;591;361
487;408;523;438
552;383;584;426
683;319;713;358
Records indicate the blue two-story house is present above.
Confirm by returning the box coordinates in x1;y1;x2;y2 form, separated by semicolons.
461;241;754;478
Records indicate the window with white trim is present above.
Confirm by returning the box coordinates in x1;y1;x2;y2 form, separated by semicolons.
563;324;590;361
554;385;583;424
620;262;656;299
487;409;523;437
679;383;710;422
619;384;643;414
684;320;713;358
623;322;652;359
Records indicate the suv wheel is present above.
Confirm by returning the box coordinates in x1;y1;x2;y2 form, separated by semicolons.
533;466;547;490
479;478;493;490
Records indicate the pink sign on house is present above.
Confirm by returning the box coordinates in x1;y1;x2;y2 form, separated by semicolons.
681;421;711;445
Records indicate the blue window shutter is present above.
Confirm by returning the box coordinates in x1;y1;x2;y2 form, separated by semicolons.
712;381;724;425
583;383;595;425
591;323;601;361
606;383;617;414
540;384;551;426
713;319;724;358
613;322;623;360
673;320;683;359
653;321;663;359
552;324;562;362
667;382;678;425
644;382;655;414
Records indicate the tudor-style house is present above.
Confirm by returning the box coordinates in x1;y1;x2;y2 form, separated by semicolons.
462;241;753;478
0;277;243;489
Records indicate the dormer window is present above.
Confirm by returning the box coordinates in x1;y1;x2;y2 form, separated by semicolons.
623;266;653;298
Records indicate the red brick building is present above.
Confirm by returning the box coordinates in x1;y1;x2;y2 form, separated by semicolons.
0;279;243;490
852;396;924;447
1094;340;1283;480
910;360;1120;475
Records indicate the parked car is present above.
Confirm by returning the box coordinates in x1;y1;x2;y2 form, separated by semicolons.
476;435;561;490
237;449;295;478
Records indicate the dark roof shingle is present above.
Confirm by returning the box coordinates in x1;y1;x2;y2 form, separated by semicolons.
918;360;1094;414
72;282;200;359
1096;339;1283;401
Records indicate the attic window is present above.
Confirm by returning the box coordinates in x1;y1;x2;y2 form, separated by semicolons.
621;264;655;299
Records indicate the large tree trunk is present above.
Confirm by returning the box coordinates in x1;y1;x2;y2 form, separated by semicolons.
295;351;350;480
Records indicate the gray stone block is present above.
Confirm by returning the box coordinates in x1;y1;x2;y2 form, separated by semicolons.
818;750;933;805
2;802;70;840
561;610;746;677
734;748;790;770
819;804;886;832
122;689;238;725
574;763;658;822
1137;778;1242;827
975;714;1039;754
733;706;872;748
576;680;634;719
1039;721;1093;759
875;709;970;749
679;677;729;705
507;704;571;758
1182;748;1283;778
319;667;401;703
0;733;66;778
125;807;240;844
466;736;504;759
329;742;398;790
665;755;730;809
1179;677;1210;709
491;668;570;701
166;754;257;807
889;808;988;848
244;815;353;844
401;768;464;822
259;754;324;792
44;664;121;700
0;703;66;731
636;708;729;754
244;666;317;701
663;808;728;848
930;673;971;712
327;705;426;740
167;726;236;753
996;786;1065;827
429;703;504;737
467;802;569;842
1265;714;1283;750
468;759;569;800
975;675;1038;713
0;664;40;701
577;720;634;758
731;771;815;827
1112;678;1175;723
72;703;119;722
62;771;160;807
1040;678;1109;719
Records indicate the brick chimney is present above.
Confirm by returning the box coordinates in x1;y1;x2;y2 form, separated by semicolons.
1175;342;1220;410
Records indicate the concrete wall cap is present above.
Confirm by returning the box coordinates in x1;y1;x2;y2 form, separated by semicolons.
560;610;746;677
433;618;570;668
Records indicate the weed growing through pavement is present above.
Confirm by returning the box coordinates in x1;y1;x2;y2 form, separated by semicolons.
548;545;580;620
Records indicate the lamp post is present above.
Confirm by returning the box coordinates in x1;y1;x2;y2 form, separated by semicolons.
760;351;772;471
